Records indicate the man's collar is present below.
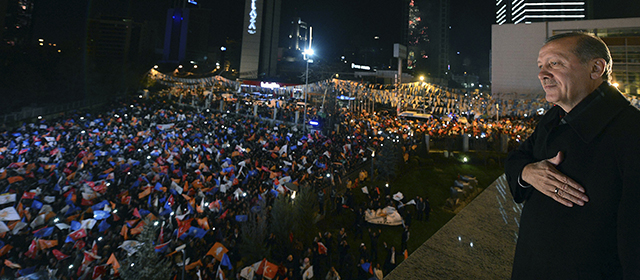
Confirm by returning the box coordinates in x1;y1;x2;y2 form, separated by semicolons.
562;82;630;143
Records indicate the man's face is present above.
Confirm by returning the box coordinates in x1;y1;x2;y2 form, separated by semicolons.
537;37;593;111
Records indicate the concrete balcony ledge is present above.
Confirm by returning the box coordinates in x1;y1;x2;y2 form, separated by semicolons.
385;175;522;280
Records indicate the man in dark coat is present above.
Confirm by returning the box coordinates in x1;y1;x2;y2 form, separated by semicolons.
505;32;640;279
382;242;397;275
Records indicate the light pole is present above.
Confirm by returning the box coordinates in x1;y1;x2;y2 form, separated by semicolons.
302;48;314;131
302;26;313;131
371;150;375;181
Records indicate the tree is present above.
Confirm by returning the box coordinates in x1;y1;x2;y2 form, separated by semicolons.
375;138;402;182
269;184;319;260
239;200;270;263
119;220;173;280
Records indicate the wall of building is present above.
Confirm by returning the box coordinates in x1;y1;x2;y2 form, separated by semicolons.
491;17;640;98
491;22;546;98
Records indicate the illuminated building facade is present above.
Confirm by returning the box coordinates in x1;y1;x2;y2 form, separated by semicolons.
239;0;281;79
406;0;450;84
289;18;309;53
496;0;587;25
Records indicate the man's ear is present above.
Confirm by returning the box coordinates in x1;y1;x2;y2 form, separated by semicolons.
591;58;606;80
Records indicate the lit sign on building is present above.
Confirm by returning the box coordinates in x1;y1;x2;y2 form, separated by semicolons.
351;63;371;70
248;0;258;34
260;82;280;89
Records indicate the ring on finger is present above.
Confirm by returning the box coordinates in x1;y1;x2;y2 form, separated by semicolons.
554;187;560;194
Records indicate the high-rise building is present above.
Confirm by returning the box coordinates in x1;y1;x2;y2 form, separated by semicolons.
1;0;36;47
162;8;211;63
289;18;309;53
406;0;449;84
496;0;587;25
87;17;137;62
239;0;281;79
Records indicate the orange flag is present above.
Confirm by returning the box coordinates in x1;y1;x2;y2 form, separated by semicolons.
38;239;58;250
138;188;152;199
185;260;203;271
192;180;203;189
16;202;24;218
107;253;120;273
197;217;210;230
66;214;79;224
130;221;146;235
44;211;56;223
0;245;13;257
206;242;228;261
146;213;157;221
120;225;128;240
126;219;140;228
4;259;21;269
7;176;24;184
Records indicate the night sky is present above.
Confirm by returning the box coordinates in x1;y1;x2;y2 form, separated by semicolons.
29;0;637;79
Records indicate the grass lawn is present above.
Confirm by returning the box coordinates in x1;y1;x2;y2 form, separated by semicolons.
315;149;507;271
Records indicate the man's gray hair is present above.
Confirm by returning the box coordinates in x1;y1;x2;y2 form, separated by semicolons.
545;32;612;81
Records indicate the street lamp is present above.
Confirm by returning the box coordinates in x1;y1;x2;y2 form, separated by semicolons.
370;150;375;181
302;48;314;131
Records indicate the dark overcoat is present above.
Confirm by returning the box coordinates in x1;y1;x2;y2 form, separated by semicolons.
505;83;640;279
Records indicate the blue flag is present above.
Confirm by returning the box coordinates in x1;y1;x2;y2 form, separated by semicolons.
361;262;372;273
17;266;36;277
190;227;207;238
154;241;171;253
32;227;54;238
98;219;110;232
65;204;81;216
138;209;150;217
221;253;233;270
91;200;109;211
65;193;74;205
159;208;172;216
93;210;110;220
70;220;82;231
31;200;43;210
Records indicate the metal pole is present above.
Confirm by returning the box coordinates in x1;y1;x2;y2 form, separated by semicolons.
182;250;185;280
304;60;309;131
371;152;375;181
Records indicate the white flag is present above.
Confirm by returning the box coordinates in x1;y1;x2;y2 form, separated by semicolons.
0;207;20;221
0;194;16;205
361;186;369;194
